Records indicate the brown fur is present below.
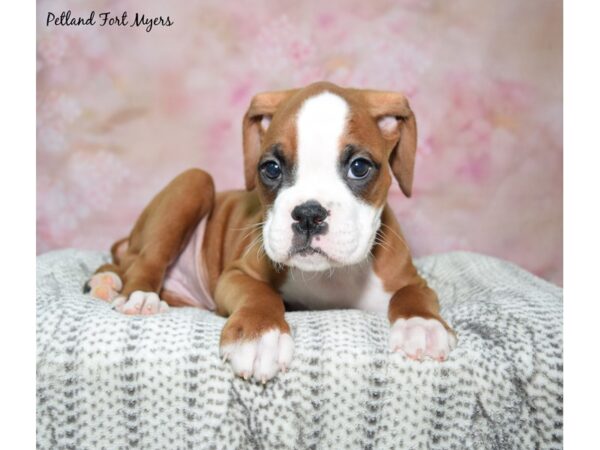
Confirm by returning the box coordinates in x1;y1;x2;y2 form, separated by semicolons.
91;81;451;349
95;169;215;297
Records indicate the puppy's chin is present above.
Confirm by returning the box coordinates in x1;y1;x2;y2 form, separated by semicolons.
287;253;334;272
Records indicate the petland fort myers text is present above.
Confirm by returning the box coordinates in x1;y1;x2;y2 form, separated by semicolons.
46;11;173;32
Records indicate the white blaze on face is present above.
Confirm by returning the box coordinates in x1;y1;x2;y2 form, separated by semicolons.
263;91;383;271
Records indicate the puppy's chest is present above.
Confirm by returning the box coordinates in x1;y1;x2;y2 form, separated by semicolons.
280;264;392;313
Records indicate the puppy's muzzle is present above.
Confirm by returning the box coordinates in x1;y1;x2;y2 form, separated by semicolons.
291;200;328;238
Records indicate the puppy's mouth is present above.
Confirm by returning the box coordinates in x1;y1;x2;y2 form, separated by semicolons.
289;232;327;258
289;245;328;258
287;241;342;268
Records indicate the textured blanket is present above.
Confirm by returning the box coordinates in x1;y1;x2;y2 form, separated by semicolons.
37;249;563;449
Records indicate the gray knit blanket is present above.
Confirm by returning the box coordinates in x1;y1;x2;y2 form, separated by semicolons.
37;249;563;449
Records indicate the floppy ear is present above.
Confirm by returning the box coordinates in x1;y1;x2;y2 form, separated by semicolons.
242;89;297;190
361;91;417;197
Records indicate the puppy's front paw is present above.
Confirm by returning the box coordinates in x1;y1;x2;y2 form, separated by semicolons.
389;317;457;361
84;271;122;302
111;291;170;315
220;318;293;383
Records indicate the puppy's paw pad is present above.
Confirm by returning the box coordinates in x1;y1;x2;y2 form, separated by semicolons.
113;291;167;315
389;317;456;361
85;271;122;301
220;330;294;383
89;271;122;290
90;285;118;302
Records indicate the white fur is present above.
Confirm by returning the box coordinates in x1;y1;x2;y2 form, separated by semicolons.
281;263;392;312
389;317;457;361
263;91;382;271
220;330;294;383
112;291;169;315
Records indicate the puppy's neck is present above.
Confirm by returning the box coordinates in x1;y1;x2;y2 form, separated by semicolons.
280;259;390;313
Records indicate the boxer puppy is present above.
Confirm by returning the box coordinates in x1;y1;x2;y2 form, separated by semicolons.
85;81;457;382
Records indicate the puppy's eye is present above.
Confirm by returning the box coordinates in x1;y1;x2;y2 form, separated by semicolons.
348;158;372;180
261;160;282;180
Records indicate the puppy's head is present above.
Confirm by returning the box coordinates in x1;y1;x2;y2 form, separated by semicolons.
243;82;417;271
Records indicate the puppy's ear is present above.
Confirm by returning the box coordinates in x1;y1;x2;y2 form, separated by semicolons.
361;91;417;197
242;89;296;190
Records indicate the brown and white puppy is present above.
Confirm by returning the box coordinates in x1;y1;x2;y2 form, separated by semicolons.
85;81;456;383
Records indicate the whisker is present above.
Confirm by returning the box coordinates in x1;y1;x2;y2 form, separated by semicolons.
375;227;397;251
243;234;263;259
242;241;257;259
230;221;266;232
255;235;266;260
380;223;410;251
374;236;393;252
240;225;265;242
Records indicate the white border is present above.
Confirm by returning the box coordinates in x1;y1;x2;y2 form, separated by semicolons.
1;0;594;446
0;1;36;447
564;0;600;447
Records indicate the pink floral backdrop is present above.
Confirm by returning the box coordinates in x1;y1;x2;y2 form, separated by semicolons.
37;0;563;284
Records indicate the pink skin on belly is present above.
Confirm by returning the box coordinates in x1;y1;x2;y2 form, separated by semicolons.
161;216;216;310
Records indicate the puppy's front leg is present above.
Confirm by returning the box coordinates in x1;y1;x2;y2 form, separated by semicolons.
216;267;293;383
388;283;457;361
375;206;457;361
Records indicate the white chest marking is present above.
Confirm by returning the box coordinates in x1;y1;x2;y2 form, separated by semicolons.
280;264;392;313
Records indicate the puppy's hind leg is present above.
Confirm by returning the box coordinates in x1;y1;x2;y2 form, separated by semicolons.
87;169;215;315
83;238;128;301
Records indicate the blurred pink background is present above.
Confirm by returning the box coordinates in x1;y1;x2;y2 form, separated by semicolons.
37;0;563;284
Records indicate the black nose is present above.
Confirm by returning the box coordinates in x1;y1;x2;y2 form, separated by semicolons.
291;200;328;237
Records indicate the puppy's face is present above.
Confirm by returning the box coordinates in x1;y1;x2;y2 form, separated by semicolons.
242;82;417;272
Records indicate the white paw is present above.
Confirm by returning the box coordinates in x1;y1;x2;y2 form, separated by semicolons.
220;329;294;383
389;317;457;361
111;291;170;315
